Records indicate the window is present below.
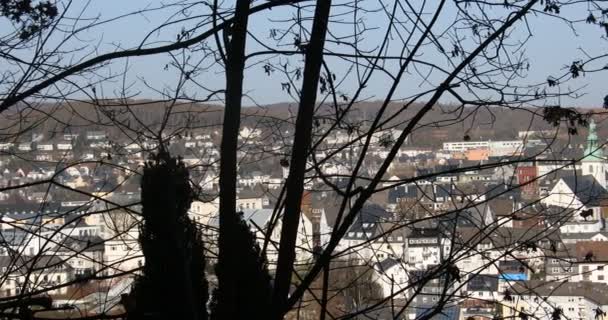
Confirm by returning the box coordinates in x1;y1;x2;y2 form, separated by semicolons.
599;266;604;271
599;275;605;281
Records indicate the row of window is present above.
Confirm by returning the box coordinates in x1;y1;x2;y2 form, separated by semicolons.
238;202;258;209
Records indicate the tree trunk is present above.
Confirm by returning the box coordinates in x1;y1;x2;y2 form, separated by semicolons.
216;0;251;319
272;0;332;316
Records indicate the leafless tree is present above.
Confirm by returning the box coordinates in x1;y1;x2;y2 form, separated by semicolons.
0;0;607;319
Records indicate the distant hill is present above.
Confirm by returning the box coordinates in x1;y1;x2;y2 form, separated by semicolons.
0;99;605;148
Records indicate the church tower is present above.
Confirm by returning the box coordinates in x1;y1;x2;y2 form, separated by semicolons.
582;119;607;189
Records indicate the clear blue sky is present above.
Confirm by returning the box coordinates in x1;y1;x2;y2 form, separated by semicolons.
53;0;608;108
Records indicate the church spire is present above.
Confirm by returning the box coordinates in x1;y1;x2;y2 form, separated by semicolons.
584;119;604;161
581;118;607;189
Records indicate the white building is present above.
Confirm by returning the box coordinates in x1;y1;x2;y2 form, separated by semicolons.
0;143;13;150
189;198;220;227
0;255;72;297
541;175;607;220
53;236;104;276
239;127;262;139
56;141;73;150
406;228;450;270
17;142;32;151
36;143;54;151
442;139;542;154
373;258;409;299
207;209;315;269
505;281;608;320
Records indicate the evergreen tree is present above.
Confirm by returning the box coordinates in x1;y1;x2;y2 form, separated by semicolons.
131;150;208;320
210;211;273;320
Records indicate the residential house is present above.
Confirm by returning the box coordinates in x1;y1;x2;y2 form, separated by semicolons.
459;274;500;319
0;255;72;297
407;227;449;270
373;258;409;300
504;281;608;320
53;236;104;276
208;208;315;269
542;175;608;219
86;131;107;140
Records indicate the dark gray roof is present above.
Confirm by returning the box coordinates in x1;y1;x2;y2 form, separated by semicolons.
414;304;459;320
484;182;522;201
0;229;32;246
237;187;264;199
467;274;499;292
208;209;273;230
0;255;72;273
0;202;63;218
438;202;493;228
374;222;410;242
375;257;401;273
408;227;442;241
313;192;342;227
358;204;392;223
561;174;608;206
54;235;105;252
387;185;418;204
345;205;393;239
498;259;527;274
453;226;560;251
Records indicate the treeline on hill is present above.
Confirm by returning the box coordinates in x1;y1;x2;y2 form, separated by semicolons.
0;100;604;148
